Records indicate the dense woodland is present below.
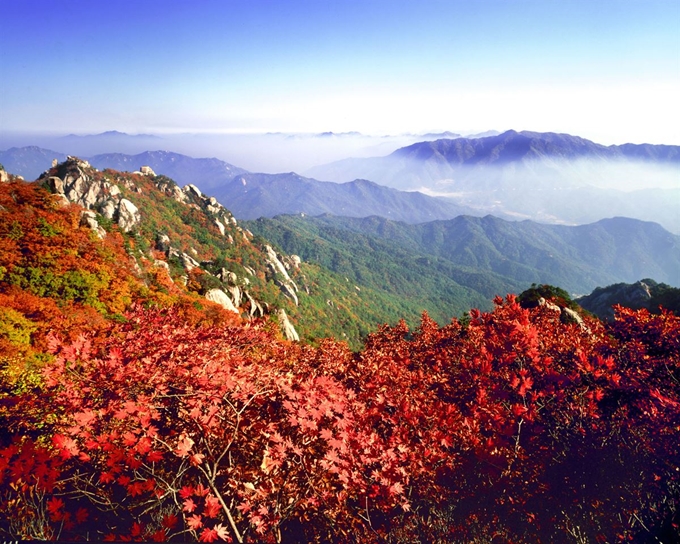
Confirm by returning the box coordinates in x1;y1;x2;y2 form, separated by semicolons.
0;171;679;542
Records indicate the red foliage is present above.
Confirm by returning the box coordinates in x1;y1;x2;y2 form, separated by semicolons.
1;294;679;542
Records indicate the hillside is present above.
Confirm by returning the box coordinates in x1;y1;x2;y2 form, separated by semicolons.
1;157;442;349
246;214;680;303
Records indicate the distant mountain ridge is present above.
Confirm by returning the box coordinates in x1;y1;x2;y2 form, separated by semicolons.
393;130;680;164
206;172;483;222
305;130;680;233
61;130;161;139
313;130;680;173
88;150;249;191
3;129;680;231
0;147;487;224
0;146;68;180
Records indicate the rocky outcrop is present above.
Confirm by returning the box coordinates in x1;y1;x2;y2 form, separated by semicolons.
140;165;156;176
264;245;299;305
577;280;654;320
117;198;141;232
205;288;239;314
276;308;299;342
0;167;8;183
38;158;305;340
166;182;239;241
538;297;588;330
40;157;141;233
79;210;107;239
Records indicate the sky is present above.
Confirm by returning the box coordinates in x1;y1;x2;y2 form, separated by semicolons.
1;0;679;145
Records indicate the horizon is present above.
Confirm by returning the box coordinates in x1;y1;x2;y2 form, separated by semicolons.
1;0;679;146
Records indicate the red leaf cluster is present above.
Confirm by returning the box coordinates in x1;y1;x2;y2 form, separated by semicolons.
1;296;678;542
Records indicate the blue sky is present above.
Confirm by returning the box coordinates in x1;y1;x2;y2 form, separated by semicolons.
1;0;679;144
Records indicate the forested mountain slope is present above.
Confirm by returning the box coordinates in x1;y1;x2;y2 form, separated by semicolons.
246;214;680;303
0;158;439;349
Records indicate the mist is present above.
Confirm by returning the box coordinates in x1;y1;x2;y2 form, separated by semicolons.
0;130;426;174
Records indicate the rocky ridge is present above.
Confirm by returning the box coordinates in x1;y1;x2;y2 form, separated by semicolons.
38;157;303;341
576;279;680;320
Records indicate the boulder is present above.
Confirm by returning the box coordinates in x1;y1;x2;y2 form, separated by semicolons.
278;280;299;306
226;285;241;306
184;184;202;198
276;309;299;342
265;245;293;282
205;289;239;314
45;176;64;193
180;252;200;271
245;291;264;317
214;218;226;236
79;210;106;239
100;199;117;220
156;233;171;252
116;198;141;232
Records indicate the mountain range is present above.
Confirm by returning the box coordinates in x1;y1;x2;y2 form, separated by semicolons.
2;128;679;232
200;172;480;222
307;130;680;185
306;130;680;233
0;147;487;223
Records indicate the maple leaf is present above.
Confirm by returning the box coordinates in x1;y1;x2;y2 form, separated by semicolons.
47;496;65;515
204;494;221;518
236;501;251;514
75;507;89;523
518;376;534;397
179;485;195;499
147;450;164;463
190;452;205;466
195;483;210;497
130;522;145;537
389;481;404;496
53;433;79;458
199;528;219;542
183;498;197;513
187;514;203;530
162;513;179;529
127;481;146;497
174;435;194;457
151;529;167;542
214;523;231;541
74;409;96;430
